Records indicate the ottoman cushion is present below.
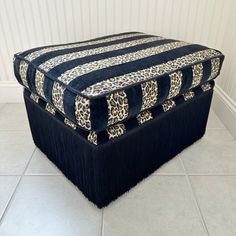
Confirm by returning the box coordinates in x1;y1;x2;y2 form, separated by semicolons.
14;32;224;133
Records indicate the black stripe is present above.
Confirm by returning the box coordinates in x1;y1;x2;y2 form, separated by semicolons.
126;85;142;119
46;39;176;78
90;97;108;131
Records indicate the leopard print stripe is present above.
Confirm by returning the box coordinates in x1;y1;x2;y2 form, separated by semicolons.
168;71;183;99
24;33;144;61
141;80;158;110
183;90;195;101
57;41;189;85
64;118;76;130
75;95;91;130
201;82;211;92
19;60;29;88
45;103;56;115
52;82;65;113
208;58;220;80
191;63;203;88
39;37;162;72
136;110;153;124
30;93;39;103
162;99;176;112
106;91;129;126
82;49;221;97
88;131;98;145
35;70;46;98
107;123;126;139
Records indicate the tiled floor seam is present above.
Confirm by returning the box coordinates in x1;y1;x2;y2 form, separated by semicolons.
0;147;36;226
100;209;104;236
178;155;210;236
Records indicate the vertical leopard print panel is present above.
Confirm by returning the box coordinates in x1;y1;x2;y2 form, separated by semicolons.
19;61;29;88
35;70;46;98
168;71;183;99
183;90;195;101
136;110;153;125
208;58;220;80
201;82;211;92
52;82;65;113
162;99;176;112
75;95;91;130
30;93;39;103
141;80;158;111
106;91;129;126
64;118;76;130
107;123;126;139
191;63;203;88
87;131;98;145
45;103;56;115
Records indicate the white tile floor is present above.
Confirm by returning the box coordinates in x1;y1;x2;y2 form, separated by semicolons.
0;103;235;236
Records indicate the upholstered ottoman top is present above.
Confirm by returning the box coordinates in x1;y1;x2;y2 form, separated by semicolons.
14;32;224;132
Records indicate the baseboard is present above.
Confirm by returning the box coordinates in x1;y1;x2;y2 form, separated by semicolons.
0;82;24;103
212;85;236;139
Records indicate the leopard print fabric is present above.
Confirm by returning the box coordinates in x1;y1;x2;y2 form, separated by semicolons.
209;58;220;80
162;99;176;112
24;33;143;61
75;95;91;130
57;41;189;85
45;103;56;115
52;82;65;113
19;60;29;88
39;37;162;72
141;80;158;110
82;49;221;97
136;110;153;124
191;63;203;88
87;131;98;145
183;90;195;101
107;123;126;139
168;71;183;99
30;93;39;103
106;91;129;126
35;70;45;98
64;118;76;130
201;82;211;92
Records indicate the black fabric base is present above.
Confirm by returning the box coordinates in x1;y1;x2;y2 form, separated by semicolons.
24;89;213;208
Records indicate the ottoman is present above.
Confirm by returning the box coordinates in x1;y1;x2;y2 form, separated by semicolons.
13;32;224;208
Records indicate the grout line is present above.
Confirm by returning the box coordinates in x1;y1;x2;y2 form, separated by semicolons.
24;173;63;176
178;155;210;236
152;173;186;176
206;127;226;130
0;147;36;226
188;173;236;176
100;208;104;236
3;173;236;177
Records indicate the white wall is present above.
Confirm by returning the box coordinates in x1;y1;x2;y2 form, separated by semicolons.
0;0;235;134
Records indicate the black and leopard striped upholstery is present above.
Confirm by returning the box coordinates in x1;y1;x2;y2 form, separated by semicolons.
14;32;224;141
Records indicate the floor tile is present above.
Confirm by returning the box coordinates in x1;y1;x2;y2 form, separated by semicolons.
153;156;184;174
103;175;207;236
0;176;20;219
0;104;30;131
0;176;101;236
207;110;225;129
0;104;5;111
180;129;236;174
0;131;35;175
190;176;236;236
25;148;62;175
